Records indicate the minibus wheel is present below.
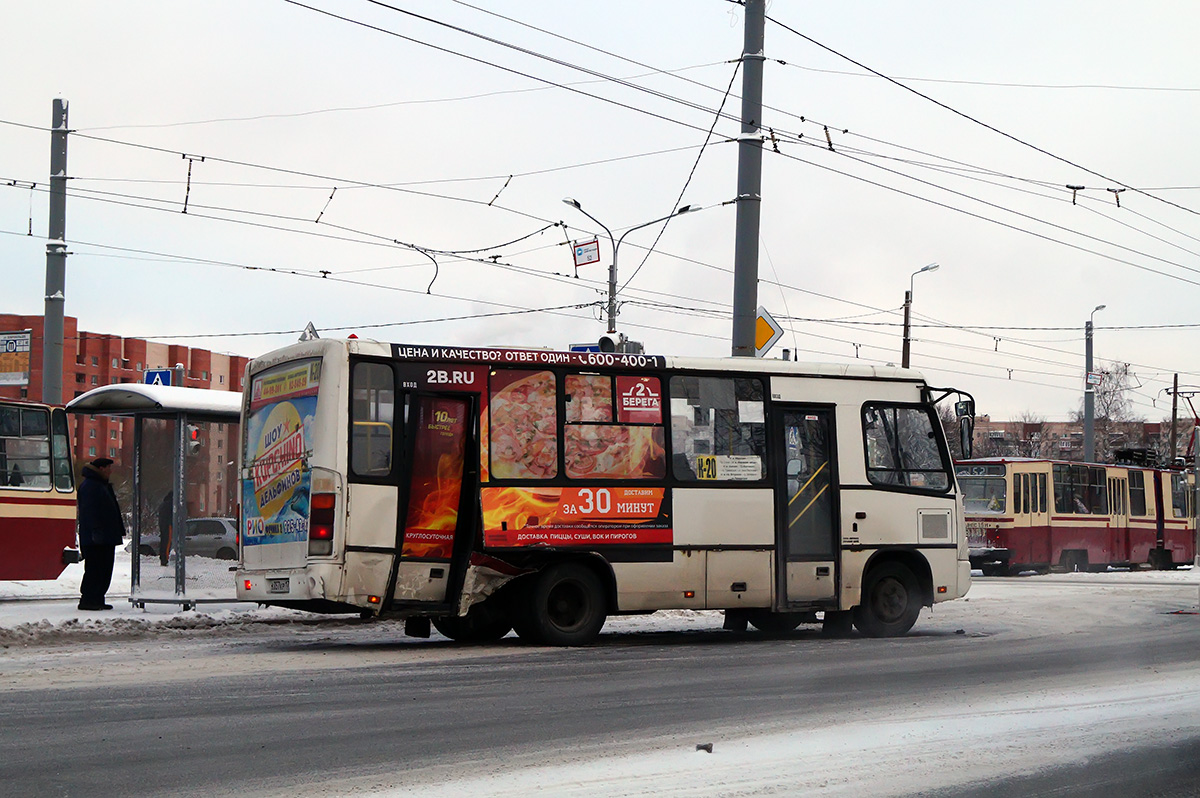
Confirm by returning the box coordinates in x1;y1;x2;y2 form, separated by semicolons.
853;562;921;637
526;562;607;646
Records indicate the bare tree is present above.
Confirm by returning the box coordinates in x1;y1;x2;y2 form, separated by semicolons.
1013;410;1048;458
938;402;965;461
1073;361;1145;462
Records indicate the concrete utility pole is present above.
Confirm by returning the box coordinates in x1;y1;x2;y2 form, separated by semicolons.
1170;373;1179;463
1083;304;1105;463
42;98;69;405
730;0;765;358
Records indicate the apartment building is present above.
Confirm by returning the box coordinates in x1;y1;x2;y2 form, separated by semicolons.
0;313;250;517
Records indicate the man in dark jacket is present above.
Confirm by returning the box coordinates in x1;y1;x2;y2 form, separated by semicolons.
77;457;126;610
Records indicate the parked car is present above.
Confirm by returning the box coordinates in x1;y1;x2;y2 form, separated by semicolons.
138;517;238;560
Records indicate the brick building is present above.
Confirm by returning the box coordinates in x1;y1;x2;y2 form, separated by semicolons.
0;313;250;517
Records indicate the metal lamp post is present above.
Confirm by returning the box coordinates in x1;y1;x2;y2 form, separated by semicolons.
1084;303;1106;463
901;262;939;368
562;198;699;335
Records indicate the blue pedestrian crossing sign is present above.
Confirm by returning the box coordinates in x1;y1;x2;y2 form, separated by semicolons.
144;368;173;386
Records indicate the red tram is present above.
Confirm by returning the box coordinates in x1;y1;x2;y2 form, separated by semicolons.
956;457;1195;575
0;399;78;580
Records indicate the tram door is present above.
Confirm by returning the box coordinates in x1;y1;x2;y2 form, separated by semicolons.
776;407;837;605
1108;475;1129;563
1016;470;1050;564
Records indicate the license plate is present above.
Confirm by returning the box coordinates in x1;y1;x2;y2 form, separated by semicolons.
268;578;289;594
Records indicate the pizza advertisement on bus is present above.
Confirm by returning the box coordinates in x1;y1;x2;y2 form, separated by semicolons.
487;369;558;481
481;486;671;547
401;396;468;560
242;359;321;547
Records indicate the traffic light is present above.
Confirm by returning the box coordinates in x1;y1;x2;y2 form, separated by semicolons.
186;424;202;455
598;332;622;353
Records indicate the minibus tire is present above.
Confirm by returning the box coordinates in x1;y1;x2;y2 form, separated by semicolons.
527;563;607;646
853;562;921;638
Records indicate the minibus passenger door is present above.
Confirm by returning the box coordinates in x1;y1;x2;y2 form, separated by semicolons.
390;393;476;606
776;407;837;605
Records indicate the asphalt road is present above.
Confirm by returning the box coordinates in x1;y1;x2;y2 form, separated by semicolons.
3;578;1200;796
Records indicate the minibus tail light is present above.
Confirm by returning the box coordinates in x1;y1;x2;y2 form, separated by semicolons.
309;492;336;556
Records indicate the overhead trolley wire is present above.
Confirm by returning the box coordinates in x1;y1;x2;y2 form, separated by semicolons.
280;0;733;139
769;142;1200;289
764;11;1200;218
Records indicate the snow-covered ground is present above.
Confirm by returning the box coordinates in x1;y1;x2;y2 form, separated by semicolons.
3;556;1197;640
4;562;1200;797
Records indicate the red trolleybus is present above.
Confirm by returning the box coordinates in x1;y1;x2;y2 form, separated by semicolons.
956;457;1195;575
236;339;976;644
0;399;78;579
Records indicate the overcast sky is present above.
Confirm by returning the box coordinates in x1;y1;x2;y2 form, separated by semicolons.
2;1;1198;421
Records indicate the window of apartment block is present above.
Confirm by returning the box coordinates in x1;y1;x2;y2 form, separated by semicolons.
88;429;95;439
90;376;97;385
110;430;117;440
219;375;225;384
136;362;142;371
201;371;208;380
111;358;119;368
88;446;96;456
75;374;84;383
91;356;98;366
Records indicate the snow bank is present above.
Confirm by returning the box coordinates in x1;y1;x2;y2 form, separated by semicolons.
2;560;1196;647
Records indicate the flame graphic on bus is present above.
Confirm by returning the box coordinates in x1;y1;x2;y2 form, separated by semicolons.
483;488;561;531
401;398;467;560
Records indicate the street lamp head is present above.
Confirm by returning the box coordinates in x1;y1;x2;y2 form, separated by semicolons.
1093;304;1106;312
561;197;581;210
909;262;940;293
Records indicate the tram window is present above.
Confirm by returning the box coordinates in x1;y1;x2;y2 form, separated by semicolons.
564;374;665;480
0;405;17;437
1038;473;1047;513
961;477;1006;514
1054;464;1107;514
51;409;74;492
0;406;52;489
1028;473;1038;514
1013;474;1020;513
351;363;395;477
861;404;950;492
1129;471;1147;516
1171;474;1190;518
1087;466;1108;514
670;376;765;481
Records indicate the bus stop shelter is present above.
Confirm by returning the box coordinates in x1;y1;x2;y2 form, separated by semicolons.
67;383;241;609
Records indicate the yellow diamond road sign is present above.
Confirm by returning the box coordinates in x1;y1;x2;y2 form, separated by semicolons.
755;305;784;358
